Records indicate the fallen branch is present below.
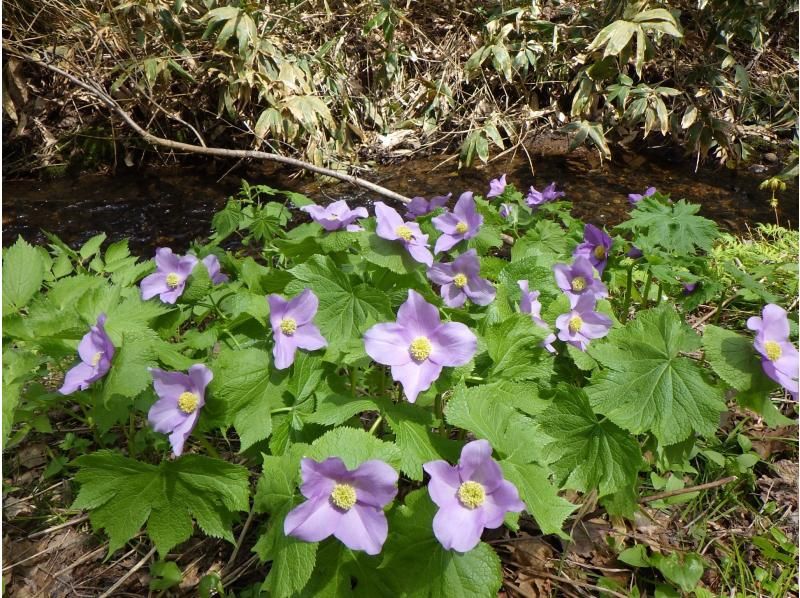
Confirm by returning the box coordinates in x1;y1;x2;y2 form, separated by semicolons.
10;51;413;205
639;476;738;504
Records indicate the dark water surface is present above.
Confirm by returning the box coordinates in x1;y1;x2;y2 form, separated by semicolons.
3;150;796;254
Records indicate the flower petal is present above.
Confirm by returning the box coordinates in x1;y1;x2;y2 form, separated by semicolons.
375;202;403;240
168;411;198;456
350;460;399;508
294;324;327;352
441;283;466;308
397;290;441;337
391;359;442;403
427;262;455;286
286;289;319;325
148;396;186;434
481;480;525;528
423;460;461;508
464;277;495;306
273;335;298;370
364;323;413;366
429;322;477;367
150;368;191;403
458;439;502;492
433;233;460;255
432;504;484;553
284;496;341;542
334;504;388;555
59;362;96;394
268;294;289;328
406;242;434;266
299;457;343;499
140;272;167;300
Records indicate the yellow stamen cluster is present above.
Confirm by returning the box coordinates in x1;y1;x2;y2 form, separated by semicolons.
568;316;583;333
571;276;587;292
457;481;486;509
330;483;357;510
593;245;606;260
165;272;181;289
764;340;782;362
396;225;413;241
453;273;468;288
455;222;469;234
280;318;297;336
90;351;103;367
178;391;199;414
409;336;432;361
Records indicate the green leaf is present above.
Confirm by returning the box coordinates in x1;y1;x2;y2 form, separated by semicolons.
209;348;283;451
149;561;182;591
287;255;391;342
72;451;249;555
309;426;401;470
3;237;46;313
445;384;544;465
500;461;575;537
306;394;382;426
101;329;158;404
586;305;726;444
79;233;107;260
484;314;553;381
701;324;764;391
360;232;419;275
382;489;503;597
617;198;719;255
538;387;642;497
650;552;705;593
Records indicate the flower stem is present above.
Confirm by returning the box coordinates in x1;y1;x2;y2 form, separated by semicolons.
434;394;446;437
621;264;634;321
350;368;357;398
642;271;653;308
127;412;136;458
198;436;220;459
368;415;383;436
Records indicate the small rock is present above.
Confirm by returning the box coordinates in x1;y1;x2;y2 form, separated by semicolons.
764;152;779;163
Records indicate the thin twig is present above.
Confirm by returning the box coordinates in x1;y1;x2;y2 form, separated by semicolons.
96;545;157;598
6;50;414;206
639;476;738;504
225;503;256;570
27;513;89;539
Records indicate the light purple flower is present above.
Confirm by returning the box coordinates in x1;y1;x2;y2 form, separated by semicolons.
427;249;496;308
364;290;477;403
423;439;524;553
59;314;115;395
525;182;565;208
499;203;513;219
202;254;229;285
148;364;212;457
553;256;608;307
518;280;556;353
627;245;644;259
682;282;698;295
284;457;398;555
301;200;368;232
405;194;451;219
375;202;434;266
556;294;612;351
747;304;799;399
432;192;483;254
268;289;327;370
628;186;657;204
140;247;199;304
573;224;613;274
486;174;507;198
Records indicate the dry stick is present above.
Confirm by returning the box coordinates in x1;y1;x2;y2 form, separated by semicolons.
225;503;256;570
11;53;413;205
96;545;157;598
27;513;89;539
639;476;738;504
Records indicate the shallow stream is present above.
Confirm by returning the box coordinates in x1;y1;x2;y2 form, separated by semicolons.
4;148;796;253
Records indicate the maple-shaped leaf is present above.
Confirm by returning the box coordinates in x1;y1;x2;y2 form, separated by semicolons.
538;386;642;497
585;305;726;444
72;451;250;555
616;197;718;255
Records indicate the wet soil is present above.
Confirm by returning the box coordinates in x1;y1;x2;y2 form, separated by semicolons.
3;144;797;253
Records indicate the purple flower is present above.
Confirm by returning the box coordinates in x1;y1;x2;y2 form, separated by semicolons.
499;203;513;219
486;174;507;198
627;245;644;259
682;282;698;295
268;289;327;370
553;256;608;307
364;290;477;403
427;249;496;308
148;364;212;457
59;314;115;395
140;247;199;304
423;439;524;553
526;182;565;208
405;193;451;219
518;280;556;353
556;294;612;351
747;304;799;399
301;200;368;232
573;224;613;274
375;202;434;266
202;255;229;285
628;186;657;204
432;192;483;254
284;457;398;555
